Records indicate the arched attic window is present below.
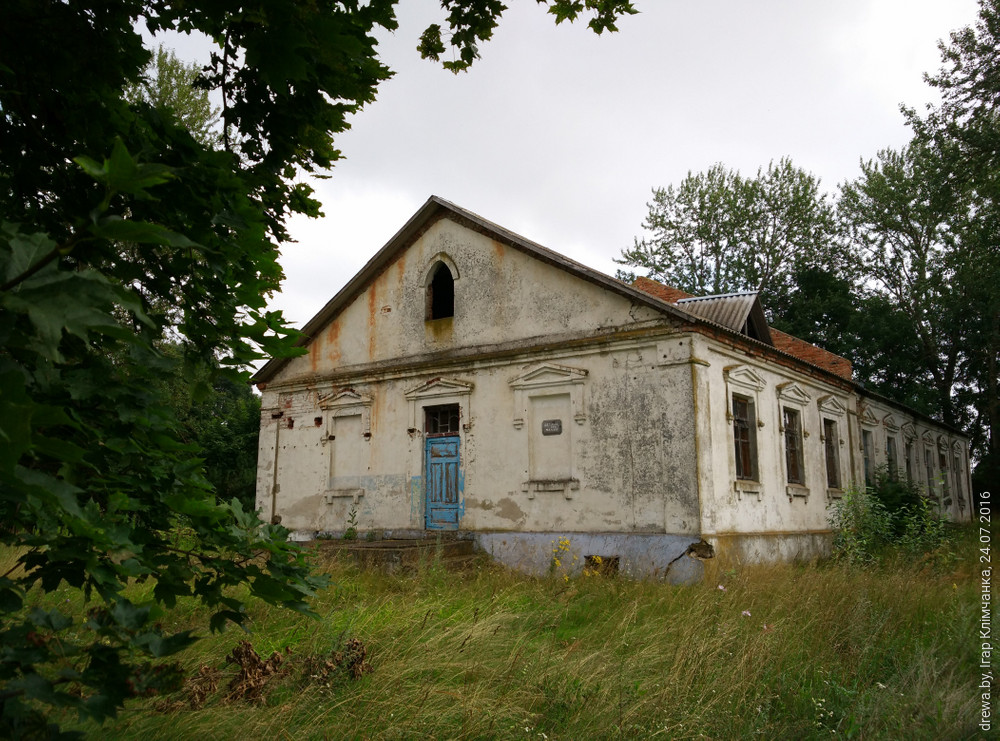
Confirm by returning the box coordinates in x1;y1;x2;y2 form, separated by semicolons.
426;261;455;320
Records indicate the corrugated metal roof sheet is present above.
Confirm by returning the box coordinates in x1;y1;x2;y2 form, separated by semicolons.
675;292;772;344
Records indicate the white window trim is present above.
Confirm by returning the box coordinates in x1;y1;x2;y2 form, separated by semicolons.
776;382;811;500
725;365;766;500
510;363;588;498
318;389;374;505
818;395;848;500
509;362;588;429
404;377;474;433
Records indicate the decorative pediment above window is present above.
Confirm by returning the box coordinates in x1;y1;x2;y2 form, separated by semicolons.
882;413;899;432
319;388;371;410
404;377;474;401
900;422;916;440
724;365;766;392
817;394;848;418
937;435;950;452
509;362;588;428
776;381;811;406
952;440;964;455
858;404;879;427
922;430;935;445
318;388;373;436
510;363;588;389
404;377;474;431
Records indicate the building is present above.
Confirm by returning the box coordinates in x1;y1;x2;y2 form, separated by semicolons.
251;197;972;582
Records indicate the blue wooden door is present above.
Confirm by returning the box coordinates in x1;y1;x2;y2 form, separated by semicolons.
425;436;460;530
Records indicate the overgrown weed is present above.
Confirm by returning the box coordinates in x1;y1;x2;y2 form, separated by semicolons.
32;532;981;739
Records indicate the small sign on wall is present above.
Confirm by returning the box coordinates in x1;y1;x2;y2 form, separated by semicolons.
541;419;563;436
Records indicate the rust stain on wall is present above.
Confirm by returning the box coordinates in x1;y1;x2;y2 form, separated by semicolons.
367;281;379;361
395;251;407;286
325;321;341;366
308;341;319;374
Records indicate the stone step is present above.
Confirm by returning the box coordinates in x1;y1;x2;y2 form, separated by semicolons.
312;536;476;570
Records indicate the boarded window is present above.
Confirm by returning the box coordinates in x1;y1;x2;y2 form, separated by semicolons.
732;394;757;481
427;262;454;320
330;414;365;484
783;407;804;485
425;404;460;436
824;418;840;488
529;393;572;481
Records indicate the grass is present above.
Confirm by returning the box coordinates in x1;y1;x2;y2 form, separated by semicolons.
13;528;987;740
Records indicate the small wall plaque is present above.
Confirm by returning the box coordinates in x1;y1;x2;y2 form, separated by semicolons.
541;419;563;436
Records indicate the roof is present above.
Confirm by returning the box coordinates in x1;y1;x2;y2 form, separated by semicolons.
675;292;773;345
251;196;698;385
251;196;857;391
769;329;853;381
631;277;693;303
630;278;854;382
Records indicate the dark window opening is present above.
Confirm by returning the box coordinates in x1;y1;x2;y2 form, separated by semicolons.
886;436;898;479
783;407;804;485
732;394;758;481
862;430;874;487
427;262;454;320
425;404;460;436
939;451;950;499
905;441;914;483
824;418;840;488
925;449;935;497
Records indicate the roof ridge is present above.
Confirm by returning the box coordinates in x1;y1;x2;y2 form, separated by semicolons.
676;290;758;302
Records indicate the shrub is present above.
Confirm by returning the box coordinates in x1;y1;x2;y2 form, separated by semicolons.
829;469;953;565
897;496;950;557
867;466;923;536
828;485;894;565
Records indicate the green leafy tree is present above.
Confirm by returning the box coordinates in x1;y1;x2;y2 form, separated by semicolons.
0;0;637;735
838;142;967;424
767;267;936;412
915;0;1000;492
156;343;262;511
617;158;844;311
839;0;1000;485
124;45;221;148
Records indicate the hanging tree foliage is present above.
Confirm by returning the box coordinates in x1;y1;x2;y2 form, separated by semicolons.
0;0;637;735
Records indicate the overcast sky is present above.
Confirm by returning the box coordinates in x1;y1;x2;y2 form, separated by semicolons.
165;0;980;328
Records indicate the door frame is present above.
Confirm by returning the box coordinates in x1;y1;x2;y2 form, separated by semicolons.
423;403;463;530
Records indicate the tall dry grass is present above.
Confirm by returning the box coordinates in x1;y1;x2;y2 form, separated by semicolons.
38;530;984;740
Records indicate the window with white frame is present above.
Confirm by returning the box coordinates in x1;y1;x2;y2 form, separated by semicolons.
818;395;847;495
886;435;899;480
724;365;766;492
824;418;841;489
862;429;875;487
924;447;935;497
783;407;804;485
732;394;758;481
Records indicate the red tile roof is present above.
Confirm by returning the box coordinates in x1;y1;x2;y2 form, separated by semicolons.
769;329;853;381
632;276;694;304
632;276;853;381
